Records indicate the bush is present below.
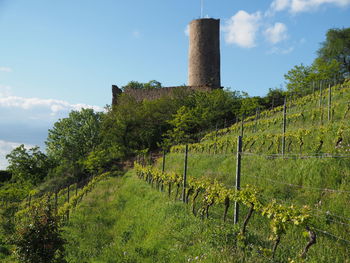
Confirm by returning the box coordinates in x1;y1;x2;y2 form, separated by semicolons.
14;200;67;263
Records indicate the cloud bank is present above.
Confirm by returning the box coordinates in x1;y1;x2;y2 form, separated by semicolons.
264;22;288;44
0;86;104;169
223;0;349;50
223;11;262;48
269;0;350;14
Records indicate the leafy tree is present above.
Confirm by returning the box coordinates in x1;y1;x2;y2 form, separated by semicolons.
311;57;342;82
265;88;286;109
284;64;313;96
100;95;145;156
6;145;51;185
122;80;162;90
166;106;200;144
0;170;12;184
317;27;350;77
240;95;265;116
46;108;102;165
83;145;123;175
14;201;66;263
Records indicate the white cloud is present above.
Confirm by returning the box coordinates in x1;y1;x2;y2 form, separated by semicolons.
223;10;262;48
0;94;104;116
264;23;288;44
267;46;295;54
268;0;350;14
291;0;350;13
0;67;12;73
0;140;34;170
273;0;291;11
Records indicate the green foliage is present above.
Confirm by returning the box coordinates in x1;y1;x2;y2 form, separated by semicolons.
166;106;199;144
165;89;241;145
123;80;162;90
135;163;311;250
265;88;286;109
63;174;250;263
6;145;51;185
318;27;350;77
284;64;313;96
0;170;12;184
311;57;342;81
83;145;122;175
46;108;102;165
13;201;67;263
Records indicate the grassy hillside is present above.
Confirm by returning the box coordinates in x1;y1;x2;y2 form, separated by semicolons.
62;81;350;262
63;172;258;263
146;81;350;262
2;81;350;262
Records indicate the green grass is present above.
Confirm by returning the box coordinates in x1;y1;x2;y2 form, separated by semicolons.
62;83;350;262
148;82;350;262
63;172;287;263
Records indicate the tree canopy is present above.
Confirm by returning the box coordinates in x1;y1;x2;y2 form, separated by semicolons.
318;27;350;77
46;108;102;165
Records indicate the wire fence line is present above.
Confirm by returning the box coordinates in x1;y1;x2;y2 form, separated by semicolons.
312;212;350;228
197;84;350;142
313;227;350;245
311;208;350;222
243;174;350;194
180;151;350;159
241;152;350;159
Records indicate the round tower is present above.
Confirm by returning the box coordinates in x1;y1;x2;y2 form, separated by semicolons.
188;18;221;88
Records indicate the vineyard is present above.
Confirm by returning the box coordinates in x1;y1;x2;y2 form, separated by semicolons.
135;80;350;262
0;171;111;262
1;80;350;262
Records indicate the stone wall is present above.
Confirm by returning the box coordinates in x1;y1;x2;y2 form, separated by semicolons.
111;85;218;105
188;18;221;88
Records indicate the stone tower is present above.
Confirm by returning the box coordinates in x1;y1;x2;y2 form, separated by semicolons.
188;18;221;88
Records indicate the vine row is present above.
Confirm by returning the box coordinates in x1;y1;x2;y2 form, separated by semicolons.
134;163;316;259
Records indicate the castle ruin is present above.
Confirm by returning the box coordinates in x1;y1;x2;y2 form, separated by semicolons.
112;18;221;105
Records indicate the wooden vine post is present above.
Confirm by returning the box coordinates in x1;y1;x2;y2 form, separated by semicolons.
182;144;188;203
282;97;287;156
328;83;332;122
319;80;323;108
162;150;166;173
234;136;242;224
240;114;244;138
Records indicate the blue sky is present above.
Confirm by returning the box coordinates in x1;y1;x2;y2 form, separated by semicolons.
0;0;349;168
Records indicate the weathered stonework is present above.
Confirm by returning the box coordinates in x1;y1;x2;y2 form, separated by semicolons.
111;85;214;105
188;18;221;88
111;18;222;106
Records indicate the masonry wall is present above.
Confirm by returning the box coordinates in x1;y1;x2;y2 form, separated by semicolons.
112;85;214;105
188;18;221;88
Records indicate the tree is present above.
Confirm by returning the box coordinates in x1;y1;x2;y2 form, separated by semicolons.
122;80;162;90
166;106;200;144
284;64;313;96
46;108;102;168
318;27;350;77
14;201;67;263
265;88;286;109
6;145;51;185
311;57;342;82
